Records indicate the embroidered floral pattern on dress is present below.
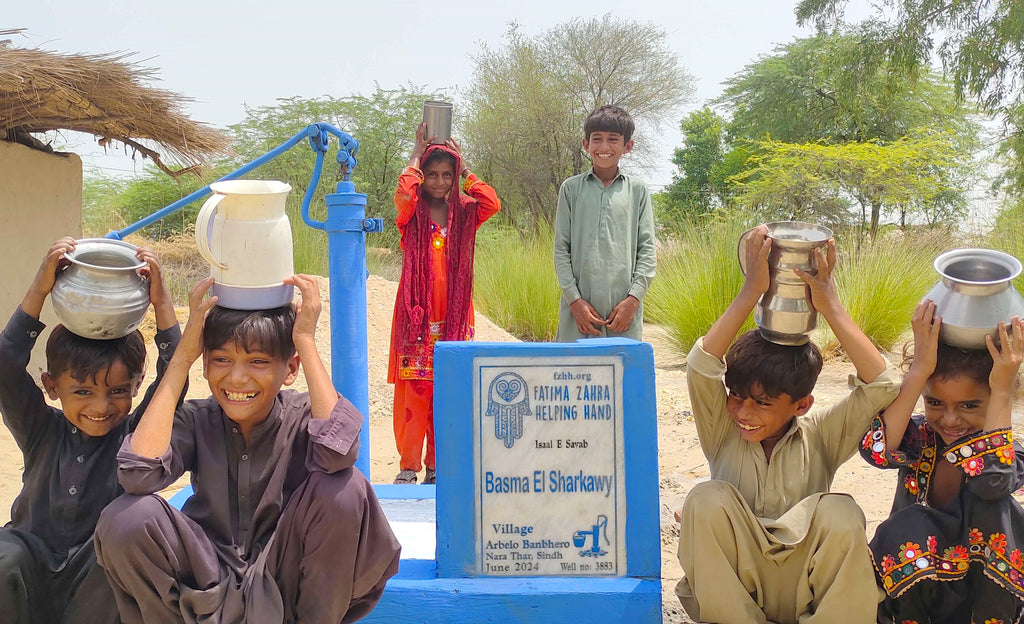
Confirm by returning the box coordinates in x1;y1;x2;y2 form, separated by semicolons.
397;320;474;381
944;430;1015;477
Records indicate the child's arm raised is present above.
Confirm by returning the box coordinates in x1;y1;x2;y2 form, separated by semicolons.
878;300;941;451
285;275;337;420
136;247;177;332
985;317;1024;433
702;224;771;359
20;237;75;319
129;278;217;458
796;239;886;383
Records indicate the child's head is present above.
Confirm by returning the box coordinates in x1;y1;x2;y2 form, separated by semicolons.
202;305;300;426
723;330;822;443
42;325;146;437
582;105;635;172
916;343;995;444
421;146;458;203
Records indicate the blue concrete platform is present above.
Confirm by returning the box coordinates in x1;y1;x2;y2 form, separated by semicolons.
169;484;661;622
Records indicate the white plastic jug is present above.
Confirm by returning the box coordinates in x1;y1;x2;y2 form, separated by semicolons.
195;180;295;310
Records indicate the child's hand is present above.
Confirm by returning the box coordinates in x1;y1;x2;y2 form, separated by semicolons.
412;122;435;162
30;237;75;297
21;237;76;318
285;274;321;345
445;138;468;178
987;317;1024;395
178;278;217;364
740;224;771;297
908;300;941;379
795;238;841;316
569;298;607;336
607;295;639;333
136;247;172;308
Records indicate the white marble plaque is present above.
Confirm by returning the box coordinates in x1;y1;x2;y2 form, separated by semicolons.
473;356;626;576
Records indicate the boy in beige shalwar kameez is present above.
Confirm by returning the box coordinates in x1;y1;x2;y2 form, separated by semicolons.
675;225;900;624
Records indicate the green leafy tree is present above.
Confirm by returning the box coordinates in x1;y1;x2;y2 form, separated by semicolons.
733;131;971;237
464;16;695;225
796;0;1024;112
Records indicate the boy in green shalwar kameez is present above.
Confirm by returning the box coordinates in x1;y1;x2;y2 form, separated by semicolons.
675;225;900;624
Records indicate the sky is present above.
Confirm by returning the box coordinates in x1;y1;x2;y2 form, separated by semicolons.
6;0;876;188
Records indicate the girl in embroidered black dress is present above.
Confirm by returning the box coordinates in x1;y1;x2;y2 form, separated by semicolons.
861;300;1024;624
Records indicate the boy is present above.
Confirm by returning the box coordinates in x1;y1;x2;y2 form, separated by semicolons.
0;237;181;624
94;275;401;624
553;104;656;342
675;225;900;624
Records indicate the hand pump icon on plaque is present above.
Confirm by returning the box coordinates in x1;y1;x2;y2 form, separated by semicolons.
573;515;610;557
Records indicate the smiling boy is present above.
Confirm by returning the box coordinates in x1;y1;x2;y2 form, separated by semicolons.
675;225;901;624
0;237;181;624
553;104;656;342
94;275;400;624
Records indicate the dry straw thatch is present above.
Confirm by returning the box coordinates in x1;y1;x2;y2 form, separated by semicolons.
0;28;230;176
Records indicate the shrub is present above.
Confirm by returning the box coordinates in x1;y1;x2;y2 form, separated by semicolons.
646;213;757;353
815;229;951;353
473;224;560;341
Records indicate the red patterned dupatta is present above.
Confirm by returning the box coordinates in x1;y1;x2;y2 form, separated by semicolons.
394;144;480;371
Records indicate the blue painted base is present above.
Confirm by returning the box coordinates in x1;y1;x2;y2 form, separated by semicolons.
169;485;661;623
364;573;662;623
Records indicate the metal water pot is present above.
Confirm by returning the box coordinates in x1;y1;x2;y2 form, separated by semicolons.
423;101;452;145
738;221;833;346
923;248;1024;349
50;239;150;339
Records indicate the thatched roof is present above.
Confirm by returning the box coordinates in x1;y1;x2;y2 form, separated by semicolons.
0;29;230;177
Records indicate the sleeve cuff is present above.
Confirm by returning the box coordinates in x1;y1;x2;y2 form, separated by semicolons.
687;337;726;379
117;434;174;472
6;307;46;347
848;358;900;389
944;429;1015;477
627;284;647;300
562;285;582;305
307;395;362;456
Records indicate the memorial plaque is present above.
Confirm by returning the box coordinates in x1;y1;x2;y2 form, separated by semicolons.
473;356;626;576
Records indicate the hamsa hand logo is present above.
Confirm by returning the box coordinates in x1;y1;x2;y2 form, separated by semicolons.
485;372;531;448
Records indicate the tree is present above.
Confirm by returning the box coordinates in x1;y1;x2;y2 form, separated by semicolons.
658;108;748;231
796;0;1024;112
718;32;976;145
732;131;972;238
463;16;695;225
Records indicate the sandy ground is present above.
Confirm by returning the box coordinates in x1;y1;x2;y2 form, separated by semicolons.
1;274;1019;623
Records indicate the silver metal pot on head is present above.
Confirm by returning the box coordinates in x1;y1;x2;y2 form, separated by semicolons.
738;221;833;346
50;239;150;339
423;101;452;145
925;248;1024;349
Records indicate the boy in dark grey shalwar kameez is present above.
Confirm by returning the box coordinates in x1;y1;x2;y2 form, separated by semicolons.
94;276;401;624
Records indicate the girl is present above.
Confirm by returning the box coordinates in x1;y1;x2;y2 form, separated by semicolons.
387;122;500;484
861;300;1024;623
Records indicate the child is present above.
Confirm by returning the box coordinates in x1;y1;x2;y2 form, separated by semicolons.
388;122;500;484
94;275;401;624
0;237;181;624
675;225;900;624
861;300;1024;623
553;104;656;342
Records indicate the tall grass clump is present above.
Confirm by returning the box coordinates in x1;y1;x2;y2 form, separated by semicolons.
816;230;949;353
473;224;560;341
646;213;756;353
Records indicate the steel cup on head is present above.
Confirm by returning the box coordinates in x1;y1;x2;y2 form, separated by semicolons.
423;101;453;145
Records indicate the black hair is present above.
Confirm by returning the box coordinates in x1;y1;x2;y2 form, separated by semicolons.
724;330;823;400
583;105;635;142
902;341;994;388
422;149;456;171
203;305;296;360
45;325;146;383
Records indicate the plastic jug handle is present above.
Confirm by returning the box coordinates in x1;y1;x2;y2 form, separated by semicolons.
195;193;229;270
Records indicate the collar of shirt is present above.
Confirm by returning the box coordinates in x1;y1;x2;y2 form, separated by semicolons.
219;395;283;447
585;169;626;186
